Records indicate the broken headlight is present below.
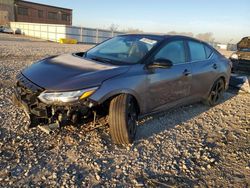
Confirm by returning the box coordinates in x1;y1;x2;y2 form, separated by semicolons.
38;87;98;104
230;53;238;60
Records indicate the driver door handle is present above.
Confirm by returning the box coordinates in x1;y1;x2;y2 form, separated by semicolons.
183;69;191;76
213;64;217;69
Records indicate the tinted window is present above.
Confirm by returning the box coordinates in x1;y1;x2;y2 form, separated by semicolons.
154;40;186;65
38;10;43;18
48;12;57;20
188;41;206;61
204;45;213;58
18;7;28;16
62;14;69;21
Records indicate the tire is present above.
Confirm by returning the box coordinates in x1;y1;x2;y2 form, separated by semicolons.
109;94;138;144
204;78;225;106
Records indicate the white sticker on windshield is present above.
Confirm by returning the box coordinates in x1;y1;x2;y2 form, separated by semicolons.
139;38;157;45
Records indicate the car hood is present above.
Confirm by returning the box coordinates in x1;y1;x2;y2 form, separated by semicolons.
22;53;129;91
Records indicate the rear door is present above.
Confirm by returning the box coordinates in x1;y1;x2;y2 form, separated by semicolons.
146;40;192;111
187;40;219;98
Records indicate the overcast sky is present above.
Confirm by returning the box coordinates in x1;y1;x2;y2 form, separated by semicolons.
26;0;250;43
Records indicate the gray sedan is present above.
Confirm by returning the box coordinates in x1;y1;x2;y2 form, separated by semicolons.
14;34;232;144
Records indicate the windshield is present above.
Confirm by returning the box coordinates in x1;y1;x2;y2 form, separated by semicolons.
85;35;161;64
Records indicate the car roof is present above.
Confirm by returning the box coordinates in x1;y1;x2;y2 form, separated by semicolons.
118;33;204;43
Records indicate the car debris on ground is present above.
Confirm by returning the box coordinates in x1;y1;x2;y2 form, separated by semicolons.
230;74;250;93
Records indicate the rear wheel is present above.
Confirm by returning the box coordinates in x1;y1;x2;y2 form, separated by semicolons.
109;94;138;144
204;78;225;106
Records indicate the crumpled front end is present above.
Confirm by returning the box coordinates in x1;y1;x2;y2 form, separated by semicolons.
231;52;250;72
13;73;94;128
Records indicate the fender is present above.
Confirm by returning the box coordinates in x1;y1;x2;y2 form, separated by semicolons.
204;73;229;98
90;88;143;113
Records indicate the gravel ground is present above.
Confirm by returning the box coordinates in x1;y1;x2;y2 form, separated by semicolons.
0;33;249;187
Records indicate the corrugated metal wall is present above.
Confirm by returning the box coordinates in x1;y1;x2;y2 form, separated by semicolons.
10;22;124;44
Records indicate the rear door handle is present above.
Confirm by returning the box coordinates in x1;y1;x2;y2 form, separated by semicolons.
213;64;217;69
183;69;191;76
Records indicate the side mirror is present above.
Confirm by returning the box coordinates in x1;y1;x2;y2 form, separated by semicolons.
74;52;85;57
148;58;173;69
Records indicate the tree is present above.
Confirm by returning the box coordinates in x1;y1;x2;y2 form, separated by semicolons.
122;27;144;34
167;31;194;37
109;24;119;32
196;32;215;42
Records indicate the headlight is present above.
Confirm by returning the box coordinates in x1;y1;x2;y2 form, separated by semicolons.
230;53;238;60
38;87;98;104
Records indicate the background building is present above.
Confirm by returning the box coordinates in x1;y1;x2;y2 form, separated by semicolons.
14;0;72;25
0;0;72;26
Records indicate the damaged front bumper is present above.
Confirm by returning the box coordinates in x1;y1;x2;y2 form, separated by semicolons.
13;74;96;128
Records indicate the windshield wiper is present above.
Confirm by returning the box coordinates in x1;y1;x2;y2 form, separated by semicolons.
90;56;113;64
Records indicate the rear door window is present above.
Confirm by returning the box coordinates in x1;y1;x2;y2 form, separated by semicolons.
188;41;206;61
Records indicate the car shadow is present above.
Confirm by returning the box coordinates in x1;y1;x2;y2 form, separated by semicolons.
135;89;238;142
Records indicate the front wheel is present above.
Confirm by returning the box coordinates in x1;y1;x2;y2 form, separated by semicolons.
204;78;225;106
109;94;138;144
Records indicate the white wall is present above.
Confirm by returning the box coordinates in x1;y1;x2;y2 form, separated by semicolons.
10;22;124;44
217;44;228;50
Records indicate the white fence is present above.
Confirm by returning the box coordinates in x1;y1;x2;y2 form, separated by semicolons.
10;22;124;44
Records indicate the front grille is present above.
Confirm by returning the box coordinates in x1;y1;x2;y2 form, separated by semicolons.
238;59;250;66
16;73;43;93
15;73;48;117
16;73;43;104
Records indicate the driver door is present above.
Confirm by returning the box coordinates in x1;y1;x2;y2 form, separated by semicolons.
146;40;192;111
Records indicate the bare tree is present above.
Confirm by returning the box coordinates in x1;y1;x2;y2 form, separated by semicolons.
196;32;215;42
109;24;119;32
122;27;144;34
167;31;194;37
